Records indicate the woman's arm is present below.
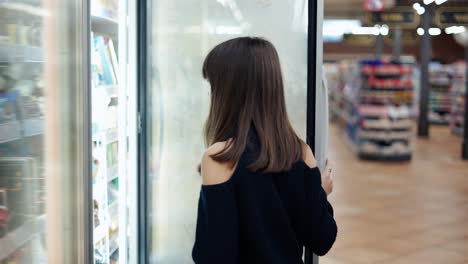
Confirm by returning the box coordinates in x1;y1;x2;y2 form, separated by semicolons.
192;143;239;263
302;145;337;256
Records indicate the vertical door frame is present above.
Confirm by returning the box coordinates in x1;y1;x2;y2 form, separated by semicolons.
116;0;139;262
137;0;149;263
45;0;93;262
84;1;93;262
134;0;325;263
306;0;324;263
125;0;140;262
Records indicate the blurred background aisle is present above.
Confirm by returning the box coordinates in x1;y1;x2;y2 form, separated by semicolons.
321;1;468;261
322;124;468;264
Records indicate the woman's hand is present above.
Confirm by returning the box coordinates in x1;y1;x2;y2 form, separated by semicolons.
322;160;334;196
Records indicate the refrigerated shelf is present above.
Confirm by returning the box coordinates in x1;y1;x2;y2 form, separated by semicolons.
98;84;119;96
107;165;118;182
0;44;43;63
106;128;118;143
22;118;44;137
91;15;118;37
0;214;45;260
0;1;46;17
0;122;22;143
94;224;107;245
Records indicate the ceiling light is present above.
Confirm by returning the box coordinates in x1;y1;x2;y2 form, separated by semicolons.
416;6;425;15
372;26;381;36
435;0;447;4
445;26;466;34
423;0;434;4
428;28;441;35
413;3;421;10
380;25;389;36
417;28;425;36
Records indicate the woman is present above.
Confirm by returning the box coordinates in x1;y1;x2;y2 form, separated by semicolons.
193;37;337;264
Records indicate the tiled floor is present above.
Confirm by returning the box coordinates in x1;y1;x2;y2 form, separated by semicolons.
322;123;468;264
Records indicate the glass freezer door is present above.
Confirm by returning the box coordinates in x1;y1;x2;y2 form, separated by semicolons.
145;0;308;262
90;0;138;263
1;0;95;263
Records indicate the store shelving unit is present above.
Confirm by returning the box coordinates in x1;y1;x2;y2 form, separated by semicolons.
90;1;124;263
428;65;452;125
338;60;415;161
0;3;46;262
2;1;136;262
329;62;359;124
450;62;466;136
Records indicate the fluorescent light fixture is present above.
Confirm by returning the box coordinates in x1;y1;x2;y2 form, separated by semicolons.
372;25;381;36
413;3;421;10
323;19;362;42
351;26;380;35
417;28;425;35
423;0;434;4
416;6;425;15
428;28;441;35
380;25;389;36
413;2;426;15
445;26;466;34
435;0;447;4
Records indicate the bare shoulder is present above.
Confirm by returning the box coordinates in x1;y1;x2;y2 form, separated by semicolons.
201;141;237;186
302;143;318;168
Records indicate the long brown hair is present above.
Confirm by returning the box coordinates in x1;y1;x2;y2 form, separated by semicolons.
203;37;303;173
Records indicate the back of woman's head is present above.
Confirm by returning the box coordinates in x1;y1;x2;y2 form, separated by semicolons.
203;37;303;173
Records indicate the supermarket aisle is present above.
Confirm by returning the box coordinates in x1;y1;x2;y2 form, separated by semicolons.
322;123;468;264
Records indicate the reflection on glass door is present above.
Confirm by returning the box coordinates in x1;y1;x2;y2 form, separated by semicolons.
0;1;47;262
146;1;308;262
91;0;137;263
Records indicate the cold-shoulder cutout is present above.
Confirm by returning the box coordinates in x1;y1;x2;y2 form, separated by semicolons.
302;143;318;169
201;141;238;186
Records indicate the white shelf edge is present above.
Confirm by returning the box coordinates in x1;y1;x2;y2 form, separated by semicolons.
93;224;108;245
106;128;118;143
91;14;119;36
107;165;118;182
0;2;47;16
91;14;119;25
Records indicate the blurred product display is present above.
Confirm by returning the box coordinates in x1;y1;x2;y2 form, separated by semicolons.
428;64;452;125
324;1;468;162
330;59;415;161
91;0;135;263
450;62;466;136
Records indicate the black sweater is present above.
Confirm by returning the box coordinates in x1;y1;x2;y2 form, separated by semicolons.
192;133;337;264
